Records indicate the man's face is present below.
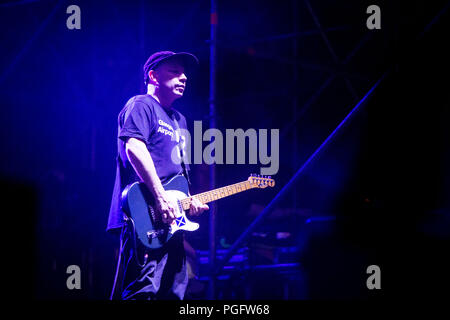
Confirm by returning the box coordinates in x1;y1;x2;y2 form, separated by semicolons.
153;59;187;99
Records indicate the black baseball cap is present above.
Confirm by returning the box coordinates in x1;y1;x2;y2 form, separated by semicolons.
143;51;199;85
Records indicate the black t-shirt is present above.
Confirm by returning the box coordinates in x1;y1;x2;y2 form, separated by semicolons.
107;94;190;232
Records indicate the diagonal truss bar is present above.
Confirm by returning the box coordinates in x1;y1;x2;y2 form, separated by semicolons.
0;0;65;85
417;1;450;40
249;27;349;44
279;30;374;137
214;70;389;276
342;32;374;66
214;43;369;81
0;0;45;7
211;26;350;47
303;0;339;63
304;0;358;102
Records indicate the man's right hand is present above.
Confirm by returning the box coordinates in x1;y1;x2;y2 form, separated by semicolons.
154;192;177;224
125;138;178;225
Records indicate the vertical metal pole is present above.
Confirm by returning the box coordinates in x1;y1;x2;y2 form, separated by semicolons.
208;0;218;300
292;0;299;209
139;0;146;93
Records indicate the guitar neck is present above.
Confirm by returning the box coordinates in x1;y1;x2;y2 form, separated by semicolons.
180;180;255;211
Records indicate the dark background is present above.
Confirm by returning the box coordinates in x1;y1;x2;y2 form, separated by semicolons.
0;0;449;300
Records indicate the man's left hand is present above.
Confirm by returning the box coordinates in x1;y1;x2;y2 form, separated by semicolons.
189;196;209;216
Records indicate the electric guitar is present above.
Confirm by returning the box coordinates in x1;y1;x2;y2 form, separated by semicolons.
121;174;275;249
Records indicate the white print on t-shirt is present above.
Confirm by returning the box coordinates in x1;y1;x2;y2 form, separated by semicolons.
157;126;174;137
158;119;174;131
157;119;174;138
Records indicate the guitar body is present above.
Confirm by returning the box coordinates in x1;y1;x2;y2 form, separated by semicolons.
121;175;199;249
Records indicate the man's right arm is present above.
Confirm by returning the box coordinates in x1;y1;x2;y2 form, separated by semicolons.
125;137;176;223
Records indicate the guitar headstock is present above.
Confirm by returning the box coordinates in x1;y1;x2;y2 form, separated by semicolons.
248;174;275;188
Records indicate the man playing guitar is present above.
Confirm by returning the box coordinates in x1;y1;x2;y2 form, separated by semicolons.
107;51;208;300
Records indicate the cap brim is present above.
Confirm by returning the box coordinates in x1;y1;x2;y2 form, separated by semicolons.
162;52;199;70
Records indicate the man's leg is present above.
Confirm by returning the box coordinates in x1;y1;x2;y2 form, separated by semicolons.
156;233;189;300
120;230;188;300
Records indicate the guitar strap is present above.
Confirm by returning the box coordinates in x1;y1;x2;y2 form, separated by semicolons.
172;114;192;186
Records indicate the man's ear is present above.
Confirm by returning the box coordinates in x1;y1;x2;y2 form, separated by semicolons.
148;70;159;85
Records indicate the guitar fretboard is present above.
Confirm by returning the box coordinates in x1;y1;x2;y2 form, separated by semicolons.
180;180;254;210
